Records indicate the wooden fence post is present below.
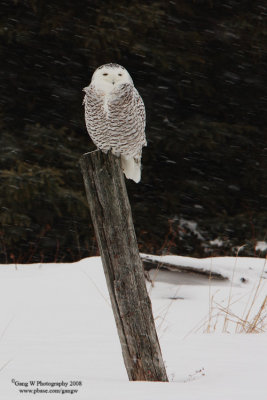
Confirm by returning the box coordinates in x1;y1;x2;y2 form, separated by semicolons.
80;150;168;382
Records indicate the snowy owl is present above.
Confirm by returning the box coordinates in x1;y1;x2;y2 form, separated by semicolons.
83;63;147;183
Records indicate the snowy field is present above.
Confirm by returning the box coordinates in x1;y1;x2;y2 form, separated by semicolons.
0;255;266;399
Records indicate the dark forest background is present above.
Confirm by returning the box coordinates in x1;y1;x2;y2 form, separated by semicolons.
0;0;266;263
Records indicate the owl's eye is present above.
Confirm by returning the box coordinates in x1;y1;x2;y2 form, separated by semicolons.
103;73;108;76
118;73;122;76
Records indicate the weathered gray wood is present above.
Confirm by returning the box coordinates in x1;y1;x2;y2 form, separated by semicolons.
80;150;168;382
141;255;228;280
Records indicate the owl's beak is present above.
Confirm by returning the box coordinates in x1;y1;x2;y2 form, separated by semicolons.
112;81;115;85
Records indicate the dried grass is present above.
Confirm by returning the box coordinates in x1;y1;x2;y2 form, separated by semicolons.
203;255;267;334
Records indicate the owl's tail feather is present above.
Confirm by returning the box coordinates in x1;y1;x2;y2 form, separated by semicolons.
121;156;141;183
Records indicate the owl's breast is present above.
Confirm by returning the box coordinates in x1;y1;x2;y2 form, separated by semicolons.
107;84;133;119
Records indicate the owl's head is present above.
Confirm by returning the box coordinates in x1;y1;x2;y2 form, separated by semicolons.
91;63;133;93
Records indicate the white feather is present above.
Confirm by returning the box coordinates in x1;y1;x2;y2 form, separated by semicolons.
121;156;141;183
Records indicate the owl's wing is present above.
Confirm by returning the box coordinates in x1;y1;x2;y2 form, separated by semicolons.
108;84;147;158
133;87;147;147
83;85;110;152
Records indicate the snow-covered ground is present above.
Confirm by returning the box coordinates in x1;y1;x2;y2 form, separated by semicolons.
0;255;266;399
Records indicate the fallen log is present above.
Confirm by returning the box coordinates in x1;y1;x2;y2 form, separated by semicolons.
141;255;228;281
